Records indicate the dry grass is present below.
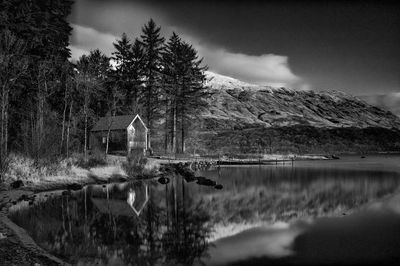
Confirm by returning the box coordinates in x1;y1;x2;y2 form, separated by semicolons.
4;153;73;184
3;153;122;190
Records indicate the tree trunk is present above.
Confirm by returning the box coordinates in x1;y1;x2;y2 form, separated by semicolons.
105;127;110;155
84;86;88;161
60;84;69;155
36;78;45;159
164;100;169;154
84;107;88;161
4;91;8;156
105;114;113;155
181;110;185;154
146;87;152;150
0;84;7;157
66;101;73;158
172;103;177;154
106;95;118;155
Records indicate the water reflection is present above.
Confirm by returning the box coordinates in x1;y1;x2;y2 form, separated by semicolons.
208;195;400;265
10;178;212;265
8;156;400;265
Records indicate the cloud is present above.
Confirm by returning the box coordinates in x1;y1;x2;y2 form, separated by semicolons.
69;23;307;88
69;24;118;61
203;49;300;87
179;33;306;88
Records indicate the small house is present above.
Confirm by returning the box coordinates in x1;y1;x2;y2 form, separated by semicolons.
90;114;148;156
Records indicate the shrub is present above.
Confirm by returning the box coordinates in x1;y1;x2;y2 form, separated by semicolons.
122;148;158;178
74;149;107;169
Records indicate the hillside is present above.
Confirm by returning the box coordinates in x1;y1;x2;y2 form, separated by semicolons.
359;93;400;118
202;72;400;130
184;72;400;154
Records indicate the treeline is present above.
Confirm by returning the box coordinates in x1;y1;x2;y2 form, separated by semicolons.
0;0;209;172
204;126;400;155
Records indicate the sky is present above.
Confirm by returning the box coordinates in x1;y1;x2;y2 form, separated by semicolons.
69;0;400;95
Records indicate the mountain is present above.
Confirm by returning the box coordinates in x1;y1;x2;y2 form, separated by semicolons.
186;72;400;154
359;93;400;118
203;71;400;130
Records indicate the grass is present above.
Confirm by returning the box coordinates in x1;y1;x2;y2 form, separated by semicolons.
74;149;107;169
4;153;73;184
2;152;119;190
2;151;161;191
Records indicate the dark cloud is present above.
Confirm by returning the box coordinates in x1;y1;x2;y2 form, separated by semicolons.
69;0;400;94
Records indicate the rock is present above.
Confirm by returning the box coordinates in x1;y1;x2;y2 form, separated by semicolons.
196;176;217;186
214;184;223;190
18;194;29;201
67;183;83;191
184;175;197;182
10;180;24;189
158;176;170;185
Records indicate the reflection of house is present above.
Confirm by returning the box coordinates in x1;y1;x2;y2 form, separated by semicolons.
91;198;137;217
90;185;149;217
90;114;148;155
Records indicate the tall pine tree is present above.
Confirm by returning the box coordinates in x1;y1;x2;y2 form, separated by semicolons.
112;33;144;113
162;33;182;153
162;33;208;154
139;19;165;150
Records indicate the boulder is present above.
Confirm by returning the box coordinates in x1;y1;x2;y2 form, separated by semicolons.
214;184;224;190
10;180;24;189
67;183;83;191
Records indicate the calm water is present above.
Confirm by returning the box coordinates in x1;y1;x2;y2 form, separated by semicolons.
8;155;400;265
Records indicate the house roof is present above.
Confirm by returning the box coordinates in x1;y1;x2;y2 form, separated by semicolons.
91;114;146;131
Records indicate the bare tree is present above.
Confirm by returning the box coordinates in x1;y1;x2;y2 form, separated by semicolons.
105;85;123;155
76;50;110;160
0;30;27;176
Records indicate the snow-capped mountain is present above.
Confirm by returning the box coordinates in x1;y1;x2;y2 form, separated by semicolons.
205;71;276;91
201;71;400;130
189;72;400;153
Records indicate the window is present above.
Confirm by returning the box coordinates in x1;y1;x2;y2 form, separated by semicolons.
102;137;106;144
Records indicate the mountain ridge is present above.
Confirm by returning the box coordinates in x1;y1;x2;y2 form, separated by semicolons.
178;72;400;154
201;71;400;130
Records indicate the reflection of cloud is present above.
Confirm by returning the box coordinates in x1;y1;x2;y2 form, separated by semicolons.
369;192;400;215
206;222;307;266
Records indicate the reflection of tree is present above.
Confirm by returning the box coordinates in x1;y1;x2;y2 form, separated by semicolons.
9;179;212;265
162;177;212;266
